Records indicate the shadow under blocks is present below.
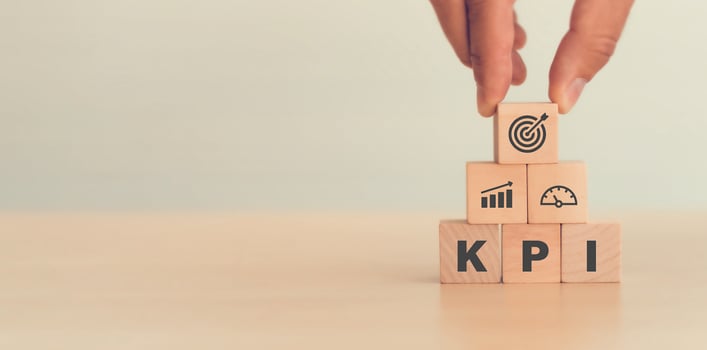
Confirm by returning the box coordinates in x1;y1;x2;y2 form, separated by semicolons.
441;103;621;283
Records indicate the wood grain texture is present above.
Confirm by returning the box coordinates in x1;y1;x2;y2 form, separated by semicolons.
562;223;621;283
494;103;558;164
502;224;561;283
527;162;588;224
439;220;501;283
466;162;527;224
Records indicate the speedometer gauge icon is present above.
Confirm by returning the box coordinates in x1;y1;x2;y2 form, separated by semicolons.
540;185;578;208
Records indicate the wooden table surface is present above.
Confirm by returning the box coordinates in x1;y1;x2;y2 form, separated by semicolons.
0;211;705;349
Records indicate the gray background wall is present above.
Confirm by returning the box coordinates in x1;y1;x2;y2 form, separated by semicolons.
1;0;704;211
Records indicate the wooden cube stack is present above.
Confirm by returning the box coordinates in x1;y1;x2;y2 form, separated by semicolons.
440;103;621;284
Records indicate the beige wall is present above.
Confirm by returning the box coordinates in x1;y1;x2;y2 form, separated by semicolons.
0;0;704;210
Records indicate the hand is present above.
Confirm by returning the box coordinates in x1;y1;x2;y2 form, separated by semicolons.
430;0;634;116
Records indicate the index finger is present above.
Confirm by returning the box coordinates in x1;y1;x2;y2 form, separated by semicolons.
467;0;517;116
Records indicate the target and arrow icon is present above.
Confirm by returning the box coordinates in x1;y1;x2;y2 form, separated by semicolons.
509;112;550;153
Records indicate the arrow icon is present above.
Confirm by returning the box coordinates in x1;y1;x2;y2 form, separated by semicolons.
481;181;513;194
523;112;549;138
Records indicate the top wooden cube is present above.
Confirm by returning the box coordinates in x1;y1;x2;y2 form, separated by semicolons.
494;103;559;164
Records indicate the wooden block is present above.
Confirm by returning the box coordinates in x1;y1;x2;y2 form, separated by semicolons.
562;223;621;283
527;161;588;224
502;224;561;283
494;103;558;164
439;220;501;283
466;162;527;224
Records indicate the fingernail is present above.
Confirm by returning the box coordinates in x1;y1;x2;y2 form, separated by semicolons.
476;88;497;117
564;78;587;112
476;89;491;117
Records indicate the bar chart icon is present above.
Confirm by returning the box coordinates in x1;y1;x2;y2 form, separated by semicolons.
481;181;513;209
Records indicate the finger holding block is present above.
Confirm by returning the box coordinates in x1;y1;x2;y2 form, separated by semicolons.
439;221;501;283
562;223;621;283
502;224;561;283
528;161;588;224
467;162;527;224
494;103;558;164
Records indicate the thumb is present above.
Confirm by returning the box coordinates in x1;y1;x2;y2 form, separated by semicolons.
549;0;633;114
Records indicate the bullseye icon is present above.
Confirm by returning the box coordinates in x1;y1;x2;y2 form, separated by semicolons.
508;113;550;153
